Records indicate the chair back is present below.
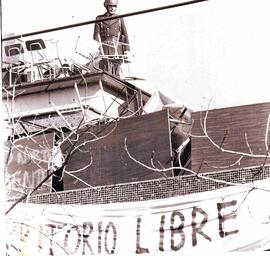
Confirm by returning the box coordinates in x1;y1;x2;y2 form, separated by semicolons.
25;39;46;51
5;43;24;57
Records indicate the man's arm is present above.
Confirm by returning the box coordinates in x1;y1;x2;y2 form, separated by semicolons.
120;18;130;52
93;17;101;42
93;16;105;55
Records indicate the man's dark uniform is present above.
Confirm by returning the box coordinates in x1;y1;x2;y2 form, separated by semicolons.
94;13;130;55
93;12;130;76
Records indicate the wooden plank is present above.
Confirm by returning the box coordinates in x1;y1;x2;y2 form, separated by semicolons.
63;110;173;189
191;102;270;172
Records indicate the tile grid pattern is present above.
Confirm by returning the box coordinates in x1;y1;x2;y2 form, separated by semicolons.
25;166;270;205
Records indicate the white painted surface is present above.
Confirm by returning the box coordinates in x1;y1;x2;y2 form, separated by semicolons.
3;83;124;118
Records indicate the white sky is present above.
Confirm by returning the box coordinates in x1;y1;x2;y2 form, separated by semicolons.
2;0;270;110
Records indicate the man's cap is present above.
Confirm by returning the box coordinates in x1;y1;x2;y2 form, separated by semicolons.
104;0;118;6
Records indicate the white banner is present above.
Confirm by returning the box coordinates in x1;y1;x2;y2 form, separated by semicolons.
5;178;270;255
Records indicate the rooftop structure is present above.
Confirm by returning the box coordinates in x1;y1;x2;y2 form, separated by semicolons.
2;2;270;254
3;55;191;200
2;26;270;202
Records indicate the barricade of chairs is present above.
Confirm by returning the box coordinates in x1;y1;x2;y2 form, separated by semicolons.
2;37;132;87
3;38;65;86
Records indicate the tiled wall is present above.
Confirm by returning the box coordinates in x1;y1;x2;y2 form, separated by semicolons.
27;165;270;205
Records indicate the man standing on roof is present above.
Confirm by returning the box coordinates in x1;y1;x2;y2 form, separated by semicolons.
93;0;130;77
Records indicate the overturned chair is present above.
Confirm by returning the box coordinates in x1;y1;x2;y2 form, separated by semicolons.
98;40;131;78
63;36;101;77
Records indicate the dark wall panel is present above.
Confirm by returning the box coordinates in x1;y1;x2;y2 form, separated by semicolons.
5;133;54;199
191;102;270;173
63;110;173;189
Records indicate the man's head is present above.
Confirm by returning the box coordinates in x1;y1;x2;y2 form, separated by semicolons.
104;0;118;15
